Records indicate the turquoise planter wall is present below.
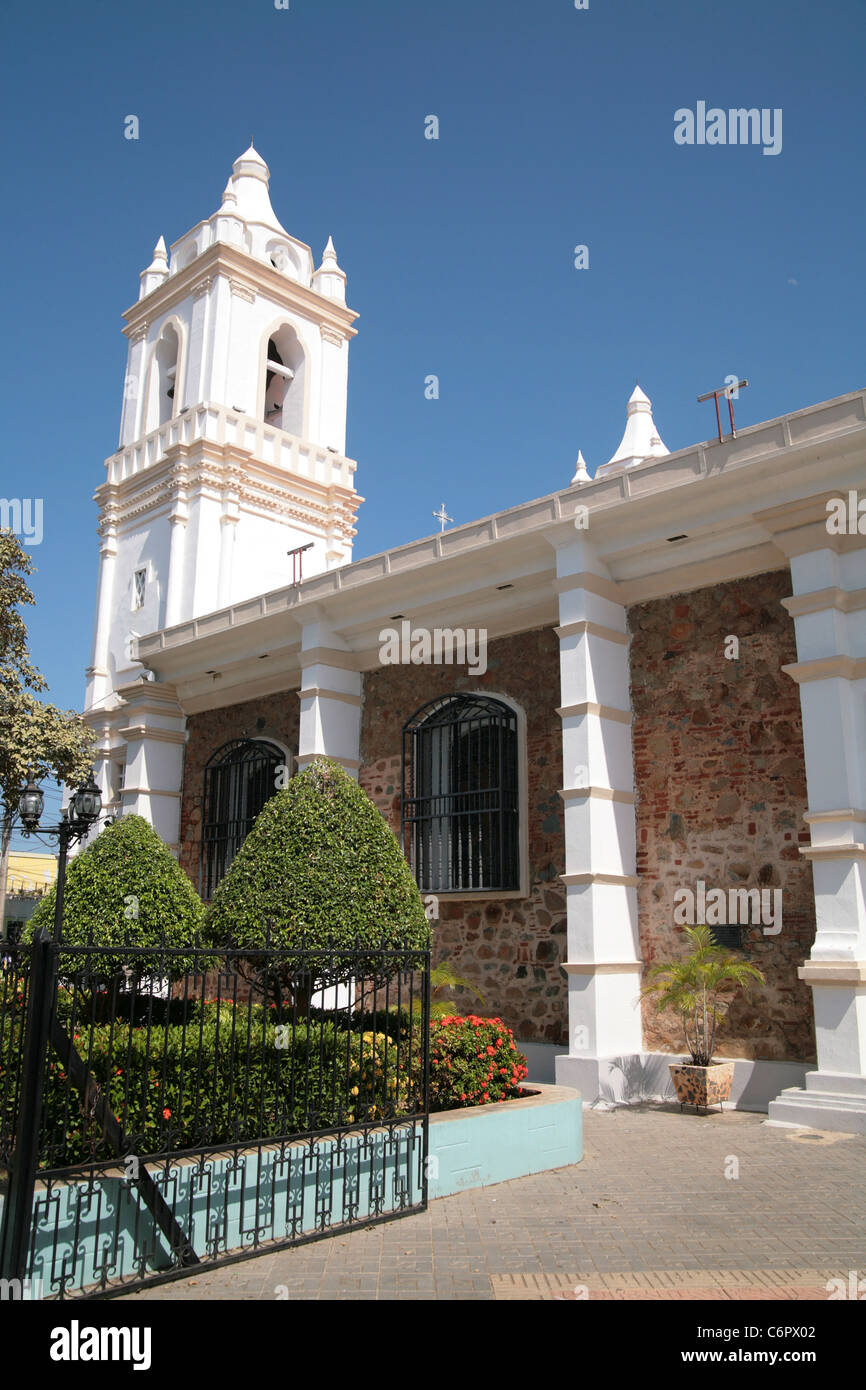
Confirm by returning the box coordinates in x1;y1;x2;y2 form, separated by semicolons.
4;1084;581;1296
428;1083;582;1198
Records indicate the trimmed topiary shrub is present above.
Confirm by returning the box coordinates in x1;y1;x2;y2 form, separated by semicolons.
427;1015;529;1111
24;814;204;978
205;757;430;987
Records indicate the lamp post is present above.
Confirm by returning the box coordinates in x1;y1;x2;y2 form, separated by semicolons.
18;774;103;942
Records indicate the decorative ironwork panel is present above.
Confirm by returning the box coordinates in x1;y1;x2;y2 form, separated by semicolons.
402;694;519;892
0;935;430;1299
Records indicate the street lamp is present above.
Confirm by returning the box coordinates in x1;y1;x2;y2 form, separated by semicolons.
17;774;103;941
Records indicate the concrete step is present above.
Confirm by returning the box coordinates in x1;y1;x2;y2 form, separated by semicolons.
768;1087;866;1135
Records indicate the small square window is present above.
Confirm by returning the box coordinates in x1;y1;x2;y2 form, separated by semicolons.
133;569;146;611
708;923;746;951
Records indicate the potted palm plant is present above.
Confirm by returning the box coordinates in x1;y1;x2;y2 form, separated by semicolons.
641;924;765;1114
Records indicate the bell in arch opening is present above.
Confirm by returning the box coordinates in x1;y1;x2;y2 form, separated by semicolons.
263;325;305;436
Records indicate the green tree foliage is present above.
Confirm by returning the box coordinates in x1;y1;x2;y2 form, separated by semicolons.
25;814;204;976
206;757;430;981
0;531;94;930
641;924;765;1066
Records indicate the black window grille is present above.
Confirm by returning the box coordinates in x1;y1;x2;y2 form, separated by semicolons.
708;923;747;951
201;739;285;899
402;694;520;893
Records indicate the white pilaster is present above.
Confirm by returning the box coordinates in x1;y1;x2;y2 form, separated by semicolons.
550;536;642;1101
296;614;362;779
164;515;187;629
116;682;188;854
85;511;119;709
767;508;866;1131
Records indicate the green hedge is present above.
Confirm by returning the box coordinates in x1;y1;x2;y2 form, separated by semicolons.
2;1002;420;1170
1;998;530;1173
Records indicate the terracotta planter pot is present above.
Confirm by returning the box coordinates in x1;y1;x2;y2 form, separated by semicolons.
669;1061;734;1114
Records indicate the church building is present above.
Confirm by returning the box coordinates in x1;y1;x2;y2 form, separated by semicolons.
82;145;866;1133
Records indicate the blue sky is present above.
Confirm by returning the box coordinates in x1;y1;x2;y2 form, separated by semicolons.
1;0;864;815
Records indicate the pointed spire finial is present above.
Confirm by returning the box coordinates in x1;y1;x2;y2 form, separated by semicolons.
571;450;591;485
597;383;670;473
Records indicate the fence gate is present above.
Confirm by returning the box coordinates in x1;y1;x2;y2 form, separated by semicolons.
0;932;430;1299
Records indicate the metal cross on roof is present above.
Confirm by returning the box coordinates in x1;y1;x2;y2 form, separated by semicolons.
432;502;453;532
698;379;749;442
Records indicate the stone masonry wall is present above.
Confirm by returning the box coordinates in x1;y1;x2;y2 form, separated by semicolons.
360;627;568;1045
178;690;300;894
629;570;816;1063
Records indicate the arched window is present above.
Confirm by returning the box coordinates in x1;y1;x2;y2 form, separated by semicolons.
263;324;305;436
200;739;285;898
401;695;519;893
146;324;179;430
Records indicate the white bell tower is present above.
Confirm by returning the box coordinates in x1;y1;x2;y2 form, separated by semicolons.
85;143;361;713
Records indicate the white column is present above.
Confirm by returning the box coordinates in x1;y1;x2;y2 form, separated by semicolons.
117;682;187;854
768;522;866;1132
296;614;362;778
551;536;643;1102
164;464;189;629
85;511;118;709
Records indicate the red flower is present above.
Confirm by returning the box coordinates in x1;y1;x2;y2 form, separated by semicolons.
486;1046;495;1056
163;1107;171;1119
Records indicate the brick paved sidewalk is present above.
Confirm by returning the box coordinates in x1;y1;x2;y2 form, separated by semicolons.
122;1104;866;1301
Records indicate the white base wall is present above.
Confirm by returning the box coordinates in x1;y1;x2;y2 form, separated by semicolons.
518;1040;568;1085
555;1051;811;1115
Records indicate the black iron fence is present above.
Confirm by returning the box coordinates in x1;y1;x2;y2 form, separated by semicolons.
0;931;430;1299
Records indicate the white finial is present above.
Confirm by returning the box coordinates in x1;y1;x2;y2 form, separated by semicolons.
232;142;270;183
433;502;453;532
598;383;670;472
570;450;591;485
313;235;347;302
220;178;237;208
139;235;170;298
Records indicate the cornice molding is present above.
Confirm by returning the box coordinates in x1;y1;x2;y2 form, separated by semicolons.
124;240;358;342
798;960;866;985
555;619;629;646
562;961;643;975
799;843;866;862
783;656;866;684
561;871;640;887
298;647;362;672
297;686;362;708
552;571;623;604
556;701;633;725
783;587;866;617
559;786;636;805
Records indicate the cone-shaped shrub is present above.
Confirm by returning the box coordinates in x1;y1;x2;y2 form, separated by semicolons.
205;758;430;976
25;814;204;977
